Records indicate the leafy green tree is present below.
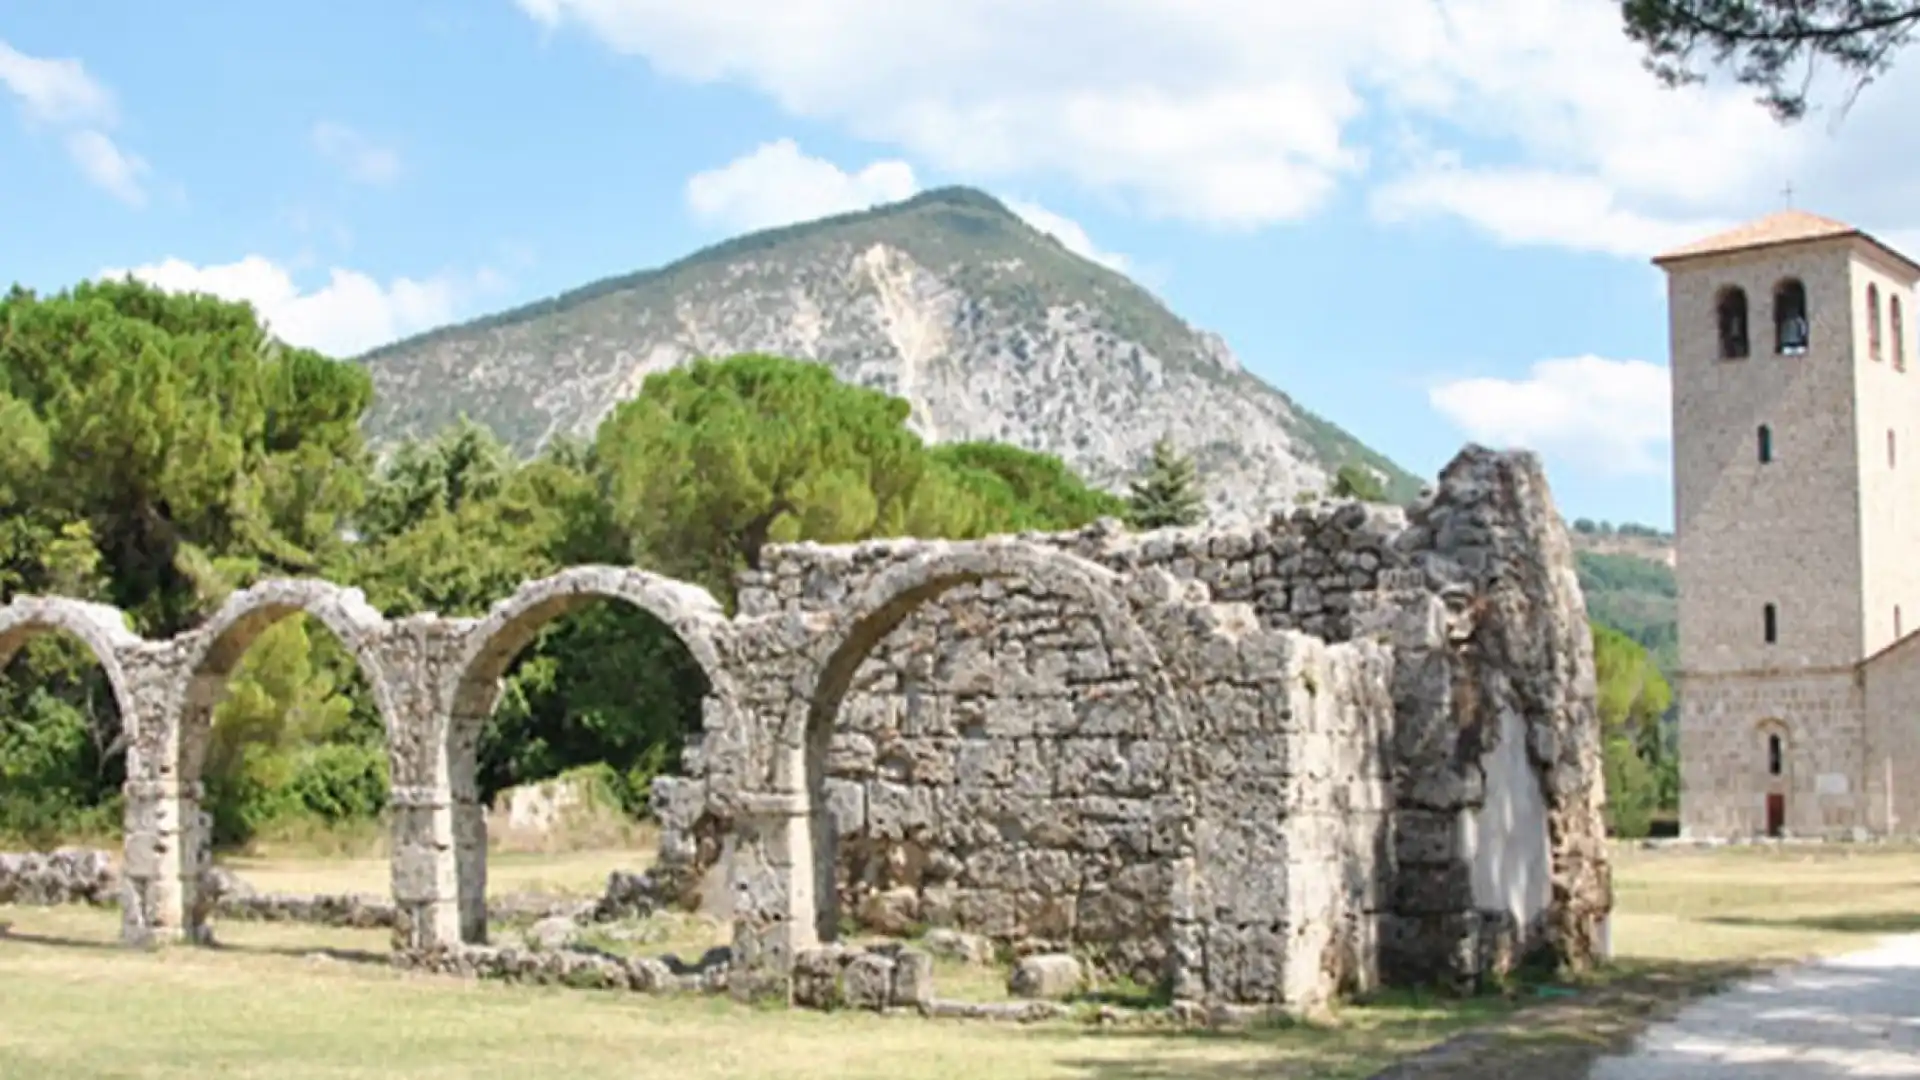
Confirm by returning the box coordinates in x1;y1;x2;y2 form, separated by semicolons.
1592;621;1676;837
201;618;373;845
354;416;515;546
0;279;370;633
926;441;1127;532
1126;434;1206;529
1622;0;1920;121
1330;462;1388;502
1;281;373;841
595;355;933;597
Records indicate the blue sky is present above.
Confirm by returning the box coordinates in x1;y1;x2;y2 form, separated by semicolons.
5;2;1918;530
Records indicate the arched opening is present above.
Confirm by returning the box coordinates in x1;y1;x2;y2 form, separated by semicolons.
1774;279;1810;355
1759;722;1790;838
1757;424;1773;463
447;567;728;948
1716;286;1750;359
1895;297;1908;372
1763;602;1778;644
0;600;139;851
173;583;393;940
1868;284;1883;360
800;545;1172;982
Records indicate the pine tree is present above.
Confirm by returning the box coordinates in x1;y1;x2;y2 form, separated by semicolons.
1126;435;1206;529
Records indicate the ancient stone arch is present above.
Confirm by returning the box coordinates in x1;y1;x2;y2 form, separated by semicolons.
440;566;735;942
803;540;1164;741
788;540;1181;948
118;579;395;943
169;578;394;779
0;596;144;724
448;565;733;721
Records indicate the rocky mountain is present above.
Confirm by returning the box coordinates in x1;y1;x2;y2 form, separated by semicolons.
357;187;1422;521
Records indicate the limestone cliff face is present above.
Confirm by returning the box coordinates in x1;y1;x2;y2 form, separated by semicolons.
356;188;1419;523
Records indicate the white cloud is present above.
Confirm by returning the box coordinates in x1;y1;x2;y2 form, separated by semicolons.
515;0;1920;253
310;121;402;185
0;39;147;205
0;39;113;126
97;256;486;357
1429;355;1671;475
65;129;148;206
685;138;915;232
685;139;1129;270
1370;164;1735;259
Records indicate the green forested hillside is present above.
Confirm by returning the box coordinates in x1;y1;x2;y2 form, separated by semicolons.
1570;522;1680;835
1577;549;1678;675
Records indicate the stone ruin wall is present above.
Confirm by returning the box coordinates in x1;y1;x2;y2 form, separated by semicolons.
0;445;1610;1013
654;447;1612;1004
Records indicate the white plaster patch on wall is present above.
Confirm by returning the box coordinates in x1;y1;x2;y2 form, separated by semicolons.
1460;709;1552;930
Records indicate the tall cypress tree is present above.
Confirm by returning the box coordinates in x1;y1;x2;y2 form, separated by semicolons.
1126;434;1206;529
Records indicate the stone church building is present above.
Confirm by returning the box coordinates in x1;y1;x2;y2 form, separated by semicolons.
1663;210;1920;838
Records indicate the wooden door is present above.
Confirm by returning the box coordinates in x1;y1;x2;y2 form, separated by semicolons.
1765;792;1785;837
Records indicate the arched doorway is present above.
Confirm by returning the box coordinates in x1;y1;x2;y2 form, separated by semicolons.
1758;720;1790;838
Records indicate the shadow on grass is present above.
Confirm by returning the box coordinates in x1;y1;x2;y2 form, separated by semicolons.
0;928;388;968
1702;911;1920;936
1044;959;1764;1080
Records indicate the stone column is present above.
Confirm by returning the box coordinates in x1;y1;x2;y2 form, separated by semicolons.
120;777;212;946
727;790;818;1003
372;617;469;955
118;645;213;946
447;715;489;944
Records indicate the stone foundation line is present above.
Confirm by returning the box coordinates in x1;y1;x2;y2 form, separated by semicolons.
0;446;1615;1014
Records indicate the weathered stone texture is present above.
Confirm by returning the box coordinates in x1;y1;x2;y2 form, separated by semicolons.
0;444;1606;1014
0;849;118;905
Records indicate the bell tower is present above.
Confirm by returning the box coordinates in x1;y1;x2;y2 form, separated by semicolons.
1655;210;1920;838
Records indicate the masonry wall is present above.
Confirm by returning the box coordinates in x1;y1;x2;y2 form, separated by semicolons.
1861;639;1920;835
1667;241;1866;677
804;571;1187;983
1678;669;1867;838
681;446;1610;1004
1850;254;1920;659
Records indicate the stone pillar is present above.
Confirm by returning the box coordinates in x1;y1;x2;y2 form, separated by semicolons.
728;791;818;1003
447;715;488;944
119;776;212;946
372;617;470;955
118;647;212;946
387;786;462;952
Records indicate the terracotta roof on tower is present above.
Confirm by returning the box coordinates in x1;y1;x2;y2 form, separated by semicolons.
1653;209;1919;275
1654;210;1857;262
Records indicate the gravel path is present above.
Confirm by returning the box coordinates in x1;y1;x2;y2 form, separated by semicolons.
1588;935;1920;1078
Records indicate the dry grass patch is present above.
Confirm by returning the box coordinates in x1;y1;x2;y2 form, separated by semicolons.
0;906;1495;1080
6;841;1920;1080
225;846;651;899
